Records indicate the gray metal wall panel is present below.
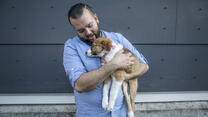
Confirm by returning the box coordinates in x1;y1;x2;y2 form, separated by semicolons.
0;45;207;93
176;0;208;44
0;45;72;93
1;0;207;44
135;45;208;91
0;0;74;44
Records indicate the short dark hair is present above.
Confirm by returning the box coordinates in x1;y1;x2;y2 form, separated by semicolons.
68;3;95;24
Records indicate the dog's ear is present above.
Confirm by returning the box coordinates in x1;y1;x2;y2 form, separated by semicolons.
101;39;112;51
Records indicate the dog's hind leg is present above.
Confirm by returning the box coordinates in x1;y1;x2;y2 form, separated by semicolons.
123;81;134;117
128;78;138;117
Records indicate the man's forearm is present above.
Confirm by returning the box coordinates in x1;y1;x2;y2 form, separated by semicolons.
74;61;118;93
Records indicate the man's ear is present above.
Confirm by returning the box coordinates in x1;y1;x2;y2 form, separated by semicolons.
94;14;99;24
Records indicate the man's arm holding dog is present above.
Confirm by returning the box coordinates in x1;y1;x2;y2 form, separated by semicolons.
125;62;149;80
74;50;134;93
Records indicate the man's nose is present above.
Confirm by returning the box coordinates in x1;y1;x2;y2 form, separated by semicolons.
85;28;91;35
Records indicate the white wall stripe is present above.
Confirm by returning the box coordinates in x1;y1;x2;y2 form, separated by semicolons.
0;91;207;104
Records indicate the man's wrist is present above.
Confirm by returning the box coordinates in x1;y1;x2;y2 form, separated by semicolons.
106;60;119;71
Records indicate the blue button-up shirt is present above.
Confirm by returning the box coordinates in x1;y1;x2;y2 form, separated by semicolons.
63;30;148;117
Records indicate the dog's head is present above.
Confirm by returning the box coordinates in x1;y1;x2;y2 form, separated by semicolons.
86;37;112;57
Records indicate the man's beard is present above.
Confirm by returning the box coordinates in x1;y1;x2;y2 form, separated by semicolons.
79;25;101;46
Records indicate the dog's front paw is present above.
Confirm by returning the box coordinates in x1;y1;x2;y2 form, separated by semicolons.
102;98;108;110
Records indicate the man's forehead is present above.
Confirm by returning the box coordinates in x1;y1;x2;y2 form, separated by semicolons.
70;9;94;29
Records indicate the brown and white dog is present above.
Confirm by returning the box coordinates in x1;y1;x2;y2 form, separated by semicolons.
86;37;139;117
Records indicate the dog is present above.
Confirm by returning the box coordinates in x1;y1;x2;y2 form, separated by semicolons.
86;37;139;117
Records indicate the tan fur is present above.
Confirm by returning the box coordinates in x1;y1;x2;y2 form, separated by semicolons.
91;37;139;114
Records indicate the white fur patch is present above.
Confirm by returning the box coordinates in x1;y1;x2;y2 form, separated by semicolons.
128;111;134;117
86;49;92;57
104;42;123;63
107;75;123;111
86;48;106;58
102;80;111;109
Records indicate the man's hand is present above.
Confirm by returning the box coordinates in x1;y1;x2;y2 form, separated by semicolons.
109;50;135;70
124;62;149;80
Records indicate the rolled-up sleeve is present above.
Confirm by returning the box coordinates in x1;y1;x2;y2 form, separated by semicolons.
116;33;148;64
63;40;87;88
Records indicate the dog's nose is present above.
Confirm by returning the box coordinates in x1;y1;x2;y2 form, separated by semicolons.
85;51;88;55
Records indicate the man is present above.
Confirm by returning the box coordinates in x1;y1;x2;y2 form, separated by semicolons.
63;3;149;117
